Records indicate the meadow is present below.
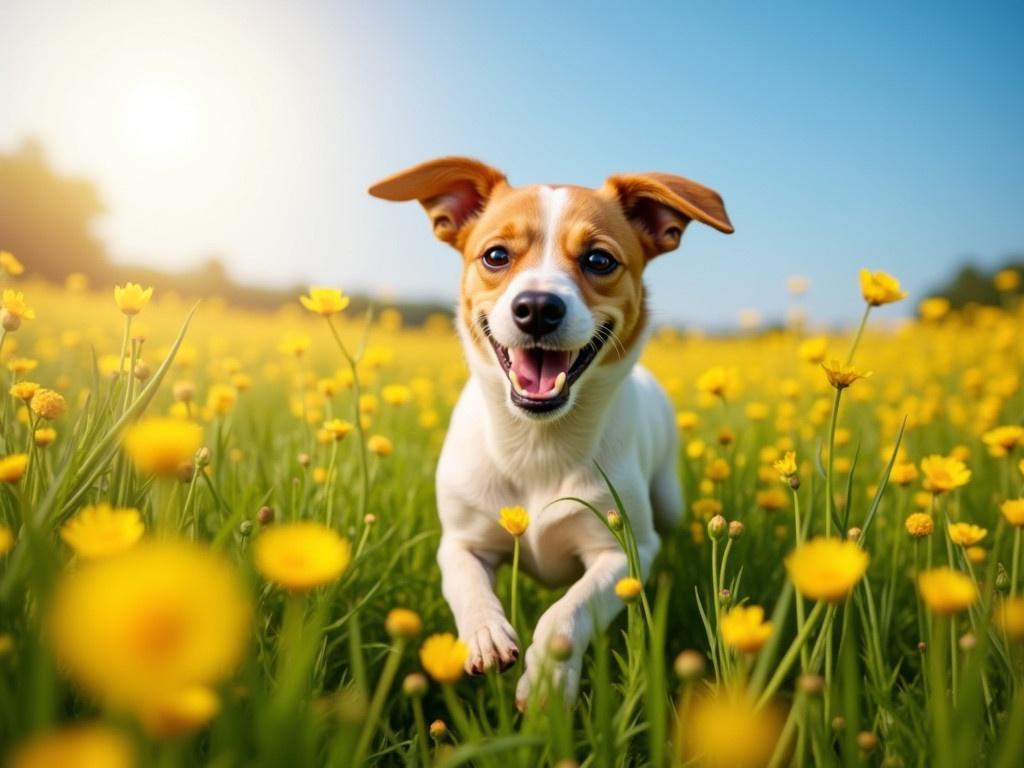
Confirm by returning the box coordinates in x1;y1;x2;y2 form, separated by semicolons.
0;254;1023;767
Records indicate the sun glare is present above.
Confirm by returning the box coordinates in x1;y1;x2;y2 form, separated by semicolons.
120;80;200;159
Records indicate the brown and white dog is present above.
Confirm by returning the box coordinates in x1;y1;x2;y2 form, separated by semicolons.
369;158;733;702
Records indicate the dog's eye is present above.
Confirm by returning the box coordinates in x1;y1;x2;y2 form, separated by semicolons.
482;246;510;271
580;249;619;276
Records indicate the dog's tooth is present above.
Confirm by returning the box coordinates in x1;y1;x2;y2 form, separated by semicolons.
508;369;527;396
548;371;566;397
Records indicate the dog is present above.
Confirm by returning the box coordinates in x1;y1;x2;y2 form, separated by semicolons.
369;157;733;703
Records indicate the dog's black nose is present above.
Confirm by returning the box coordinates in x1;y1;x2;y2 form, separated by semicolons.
512;291;566;337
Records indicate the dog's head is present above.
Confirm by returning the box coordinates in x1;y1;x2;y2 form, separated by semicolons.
369;157;733;420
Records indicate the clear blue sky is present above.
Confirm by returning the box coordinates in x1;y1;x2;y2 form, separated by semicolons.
1;0;1022;326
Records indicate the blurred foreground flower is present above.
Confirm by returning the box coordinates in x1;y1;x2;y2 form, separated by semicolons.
419;633;468;683
785;538;869;602
254;522;351;591
136;685;221;738
0;453;28;483
917;567;978;614
48;540;251;709
1001;499;1024;527
0;525;13;555
60;504;144;559
122;418;203;476
681;692;784;767
994;597;1024;641
8;723;134;768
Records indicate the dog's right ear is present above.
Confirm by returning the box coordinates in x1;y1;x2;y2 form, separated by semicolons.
368;157;507;246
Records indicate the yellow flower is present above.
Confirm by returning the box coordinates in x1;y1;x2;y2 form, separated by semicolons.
385;608;423;640
756;488;788;511
254;522;352;591
61;504;145;559
122;418;203;476
890;461;919;486
9;380;39;401
691;498;722;520
136;685;221;738
917;567;978;615
682;693;784;768
821;359;872;390
204;384;237;416
966;546;986;565
419;632;468;684
382;384;413;405
920;454;971;494
904;512;934;538
797;337;828;364
772;451;798;479
686;439;706;459
48;540;251;708
676;410;699;430
994;268;1021;292
278;332;311;357
0;250;25;276
8;357;38;374
919;297;950;321
0;453;28;483
947;522;987;547
34;427;58;446
497;505;530;536
30;388;67;420
2;289;36;331
720;605;773;653
368;434;393;456
7;724;134;768
0;525;13;555
300;287;350;316
615;577;643;602
859;269;907;306
113;283;153;315
1000;499;1024;527
696;366;739;399
994;597;1024;641
706;457;731;482
785;538;869;602
982;425;1024;455
323;418;354;440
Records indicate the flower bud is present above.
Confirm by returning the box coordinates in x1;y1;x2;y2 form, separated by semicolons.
789;475;801;490
2;310;21;332
177;461;195;483
708;515;727;541
831;715;846;732
958;632;976;651
847;527;862;541
173;381;195;402
728;520;745;540
607;510;623;531
798;673;824;696
548;634;573;662
856;731;878;752
996;563;1011;593
718;588;733;607
258;505;274;525
239;520;253;536
673;649;706;681
429;720;448;740
195;446;211;468
298;452;311;467
364;513;377;526
133;360;151;381
402;672;428;699
385;608;423;640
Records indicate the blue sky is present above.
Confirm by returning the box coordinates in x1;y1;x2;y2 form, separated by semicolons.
1;0;1022;326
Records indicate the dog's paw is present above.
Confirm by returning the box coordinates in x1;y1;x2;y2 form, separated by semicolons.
514;644;581;710
463;613;519;675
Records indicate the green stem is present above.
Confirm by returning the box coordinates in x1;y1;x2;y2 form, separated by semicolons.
845;303;871;365
441;684;473;742
792;488;809;670
824;390;842;538
1012;527;1021;599
929;615;954;768
510;536;520;632
326;317;370;524
352;639;406;765
757;600;827;708
412;697;430;766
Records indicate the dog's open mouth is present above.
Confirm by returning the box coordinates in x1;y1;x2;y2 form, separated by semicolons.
481;318;613;413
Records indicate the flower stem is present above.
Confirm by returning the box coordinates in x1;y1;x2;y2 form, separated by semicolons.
510;536;520;632
845;304;871;365
757;600;826;708
824;390;842;538
352;639;406;765
326;317;370;525
1012;527;1021;599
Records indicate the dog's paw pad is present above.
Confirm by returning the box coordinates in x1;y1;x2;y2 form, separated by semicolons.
463;616;519;675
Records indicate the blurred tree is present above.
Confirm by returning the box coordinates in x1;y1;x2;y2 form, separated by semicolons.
0;139;109;280
928;260;1024;307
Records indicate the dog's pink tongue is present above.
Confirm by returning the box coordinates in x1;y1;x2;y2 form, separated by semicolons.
510;348;571;394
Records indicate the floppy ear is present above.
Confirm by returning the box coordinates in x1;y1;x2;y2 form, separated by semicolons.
368;156;507;246
601;172;733;258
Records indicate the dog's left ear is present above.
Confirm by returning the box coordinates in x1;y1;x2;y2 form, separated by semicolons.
601;172;733;258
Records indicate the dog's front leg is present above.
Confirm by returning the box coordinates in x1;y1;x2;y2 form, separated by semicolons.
515;546;644;706
437;534;520;674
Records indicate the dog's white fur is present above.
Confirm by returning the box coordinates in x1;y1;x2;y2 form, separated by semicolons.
436;188;682;702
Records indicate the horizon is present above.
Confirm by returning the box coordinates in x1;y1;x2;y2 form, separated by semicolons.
2;0;1022;327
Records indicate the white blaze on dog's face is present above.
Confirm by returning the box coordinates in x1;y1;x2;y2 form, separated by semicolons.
369;158;733;418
